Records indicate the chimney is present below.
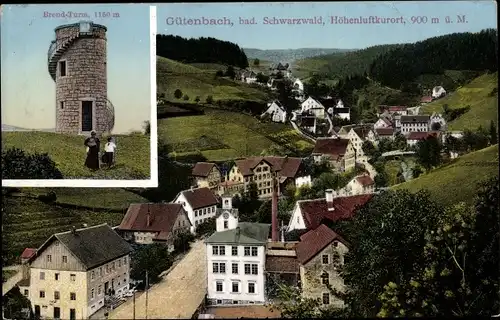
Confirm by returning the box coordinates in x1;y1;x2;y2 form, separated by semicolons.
146;204;151;227
271;171;279;242
325;189;335;211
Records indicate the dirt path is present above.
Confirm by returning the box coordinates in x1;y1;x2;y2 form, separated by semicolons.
109;240;207;319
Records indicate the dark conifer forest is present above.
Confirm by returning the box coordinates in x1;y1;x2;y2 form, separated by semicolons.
157;34;249;69
369;29;498;88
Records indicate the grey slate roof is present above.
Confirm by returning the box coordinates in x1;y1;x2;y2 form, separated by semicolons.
205;222;270;245
30;224;132;270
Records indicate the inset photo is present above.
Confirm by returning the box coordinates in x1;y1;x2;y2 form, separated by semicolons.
1;4;157;187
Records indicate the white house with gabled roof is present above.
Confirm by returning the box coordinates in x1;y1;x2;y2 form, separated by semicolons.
261;100;287;123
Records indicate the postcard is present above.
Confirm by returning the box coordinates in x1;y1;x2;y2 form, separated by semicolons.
1;4;158;187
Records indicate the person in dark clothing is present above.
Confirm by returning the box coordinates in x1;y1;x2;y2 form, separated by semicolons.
84;131;100;171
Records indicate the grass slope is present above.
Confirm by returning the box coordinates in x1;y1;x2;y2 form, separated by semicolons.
159;108;314;161
420;72;498;131
392;144;499;206
157;56;271;102
3;188;147;263
2;131;150;179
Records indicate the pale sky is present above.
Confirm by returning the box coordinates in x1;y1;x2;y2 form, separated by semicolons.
157;1;497;49
1;4;152;134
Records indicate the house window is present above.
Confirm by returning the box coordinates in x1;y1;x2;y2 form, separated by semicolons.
55;273;59;281
244;263;251;275
124;257;127;264
70;292;76;300
91;289;95;299
248;282;256;294
333;241;338;247
195;211;198;217
322;254;329;264
54;291;60;300
322;292;330;305
60;101;64;110
99;267;103;276
216;281;223;292
62;256;67;263
70;274;76;281
251;264;258;275
220;262;226;274
244;247;250;256
39;291;45;298
296;216;300;224
231;246;238;256
23;289;28;296
232;282;239;293
232;263;238;274
47;255;52;262
118;260;121;267
91;271;95;280
98;285;102;295
251;247;258;256
321;272;330;285
224;221;228;229
59;60;67;77
219;246;226;255
213;246;219;255
40;272;45;280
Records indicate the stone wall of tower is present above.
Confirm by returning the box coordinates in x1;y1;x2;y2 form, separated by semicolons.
54;24;108;134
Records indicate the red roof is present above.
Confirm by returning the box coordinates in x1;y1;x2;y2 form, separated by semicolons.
312;137;350;157
388;106;407;112
179;187;219;210
118;203;189;240
296;224;348;265
407;131;440;141
421;96;433;103
21;248;37;259
233;156;302;178
192;162;218;177
298;194;373;230
375;128;394;136
356;175;374;186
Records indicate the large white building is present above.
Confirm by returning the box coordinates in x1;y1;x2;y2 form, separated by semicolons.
400;115;430;134
299;97;325;119
27;224;132;320
205;197;270;306
173;187;219;233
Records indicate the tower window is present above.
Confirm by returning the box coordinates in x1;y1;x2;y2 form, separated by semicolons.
59;61;66;77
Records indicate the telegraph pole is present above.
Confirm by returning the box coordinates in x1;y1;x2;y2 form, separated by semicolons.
133;289;135;320
145;270;149;319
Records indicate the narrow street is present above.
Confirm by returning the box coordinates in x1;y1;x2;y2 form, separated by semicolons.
109;240;207;319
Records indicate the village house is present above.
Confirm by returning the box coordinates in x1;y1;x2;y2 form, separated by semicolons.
346;127;377;163
342;174;375;196
261;100;287;123
432;86;446;99
241;70;258;84
378;105;408;117
374;128;396;142
226;156;305;199
406;131;441;147
300;116;317;134
192;162;222;190
400;115;431;134
287;189;373;232
16;248;37;297
116;203;192;250
324;99;351;121
373;117;393;129
27;224;132;320
295;224;349;308
293;78;304;92
205;206;271;306
311;137;356;172
173;187;220;233
265;242;300;296
421;96;433;104
218;180;245;197
300;97;326;119
430;112;447;131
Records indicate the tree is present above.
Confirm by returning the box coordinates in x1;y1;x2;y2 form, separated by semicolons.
206;95;214;104
276;79;299;112
174;89;183;99
2;148;63;180
362;141;377;157
194;96;201;103
378;177;499;317
253;58;260;66
195;217;216;237
225;66;236;79
339;190;443;317
416;136;442;170
488;120;498;144
130;243;173;286
233;182;262;219
271;283;323;318
431;122;442;131
215;70;224;77
462;129;489;152
173;231;195;254
2;286;32;319
183;94;190;101
393;133;407;150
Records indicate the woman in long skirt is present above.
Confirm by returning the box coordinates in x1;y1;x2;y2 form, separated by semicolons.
84;131;100;171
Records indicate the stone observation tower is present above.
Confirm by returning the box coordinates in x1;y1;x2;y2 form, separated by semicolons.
48;21;115;134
